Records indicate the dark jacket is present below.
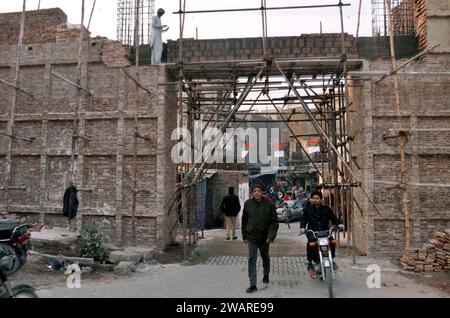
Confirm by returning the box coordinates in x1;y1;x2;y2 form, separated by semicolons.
300;204;339;231
242;198;279;243
63;186;78;220
220;194;241;217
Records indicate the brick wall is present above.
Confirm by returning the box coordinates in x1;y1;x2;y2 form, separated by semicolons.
167;34;358;63
350;54;450;257
0;8;67;45
0;9;178;249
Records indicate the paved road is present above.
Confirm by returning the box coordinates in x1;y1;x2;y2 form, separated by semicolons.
36;225;449;298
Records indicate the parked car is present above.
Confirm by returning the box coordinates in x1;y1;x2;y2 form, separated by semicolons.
276;200;303;222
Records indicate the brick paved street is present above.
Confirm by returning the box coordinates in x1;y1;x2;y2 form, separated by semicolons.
35;225;449;298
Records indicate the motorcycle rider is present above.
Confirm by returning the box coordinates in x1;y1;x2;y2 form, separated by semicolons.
299;191;345;278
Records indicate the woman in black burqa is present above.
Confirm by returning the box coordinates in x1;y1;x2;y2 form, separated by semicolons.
63;185;78;220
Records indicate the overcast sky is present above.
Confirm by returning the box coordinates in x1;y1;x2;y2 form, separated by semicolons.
1;0;373;41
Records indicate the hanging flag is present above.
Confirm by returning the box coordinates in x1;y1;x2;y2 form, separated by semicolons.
242;143;252;158
274;143;285;158
307;140;320;154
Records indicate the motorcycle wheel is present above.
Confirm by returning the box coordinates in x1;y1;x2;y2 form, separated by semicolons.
12;284;38;298
0;244;20;277
325;267;334;298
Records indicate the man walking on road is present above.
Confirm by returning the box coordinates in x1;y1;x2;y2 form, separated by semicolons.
220;186;241;240
242;183;279;293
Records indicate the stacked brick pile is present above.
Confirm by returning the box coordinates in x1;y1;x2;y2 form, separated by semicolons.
400;229;450;272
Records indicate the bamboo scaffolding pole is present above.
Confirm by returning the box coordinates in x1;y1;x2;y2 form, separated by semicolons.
166;88;262;226
175;58;363;66
0;187;27;191
87;0;97;31
122;68;153;95
274;60;382;216
69;0;85;185
167;90;266;229
260;0;268;57
0;131;35;142
385;0;411;251
51;71;93;96
186;73;194;248
356;0;362;38
338;82;345;243
166;1;369;262
164;67;266;211
173;3;351;15
0;79;34;97
191;119;330;123
200;92;233;142
189;72;265;188
130;0;141;246
339;0;356;263
161;78;337;86
178;0;190;260
4;0;26;213
266;94;325;181
296;80;336;181
375;43;440;84
374;180;450;188
350;71;450;76
296;80;337;187
66;0;86;232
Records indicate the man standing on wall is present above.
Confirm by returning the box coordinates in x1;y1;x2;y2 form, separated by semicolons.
242;183;279;293
220;186;241;240
151;8;169;65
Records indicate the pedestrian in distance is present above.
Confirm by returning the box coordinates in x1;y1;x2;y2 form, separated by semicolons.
220;186;241;240
283;204;292;229
241;183;279;293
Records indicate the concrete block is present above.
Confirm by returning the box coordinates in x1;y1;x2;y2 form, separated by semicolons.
109;250;142;265
127;247;156;262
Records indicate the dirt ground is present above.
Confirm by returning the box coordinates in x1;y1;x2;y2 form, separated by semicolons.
9;254;120;290
390;257;450;295
405;272;450;295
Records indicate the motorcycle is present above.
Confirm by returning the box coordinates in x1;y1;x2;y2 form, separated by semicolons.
0;220;37;298
301;226;342;298
0;220;32;276
0;257;37;298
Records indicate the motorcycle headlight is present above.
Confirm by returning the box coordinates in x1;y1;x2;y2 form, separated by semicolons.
320;245;329;253
318;238;328;246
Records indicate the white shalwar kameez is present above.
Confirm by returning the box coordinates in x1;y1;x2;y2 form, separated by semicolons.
151;15;163;64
